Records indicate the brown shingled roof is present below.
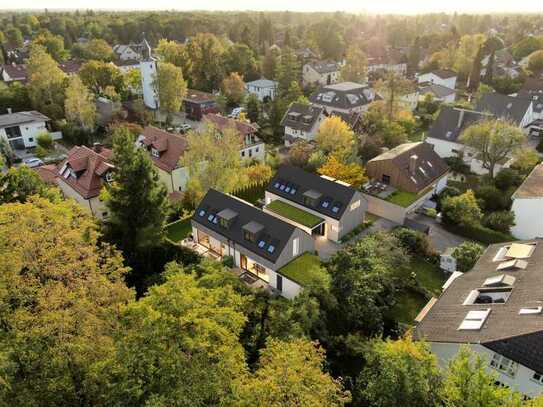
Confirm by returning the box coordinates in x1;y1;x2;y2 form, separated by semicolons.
58;145;113;199
141;127;188;173
34;164;58;185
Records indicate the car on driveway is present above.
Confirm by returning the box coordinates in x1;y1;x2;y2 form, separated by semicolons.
22;157;44;168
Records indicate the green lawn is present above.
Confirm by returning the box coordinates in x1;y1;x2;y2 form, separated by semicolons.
390;290;429;325
408;258;446;296
385;190;420;207
266;200;323;228
165;219;192;242
278;253;324;286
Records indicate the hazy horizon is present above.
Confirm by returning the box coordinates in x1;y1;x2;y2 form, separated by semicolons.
2;0;543;14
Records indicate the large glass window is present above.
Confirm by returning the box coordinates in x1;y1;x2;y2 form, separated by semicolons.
490;354;518;378
4;126;22;139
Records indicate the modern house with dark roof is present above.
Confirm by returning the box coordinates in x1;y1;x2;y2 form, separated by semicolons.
264;165;367;242
281;103;325;146
417;69;457;90
191;189;315;299
424;106;511;176
136;127;190;194
203;113;265;161
303;60;340;87
246;78;278;101
511;164;543;240
0;110;62;150
56;144;114;218
476;92;533;128
414;240;543;398
183;89;220;121
366;142;449;194
310;82;378;114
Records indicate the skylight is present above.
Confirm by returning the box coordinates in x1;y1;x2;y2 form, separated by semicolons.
519;306;543;315
267;245;275;253
198;209;205;217
458;309;491;330
483;274;516;287
258;240;266;249
331;203;342;213
506;243;535;259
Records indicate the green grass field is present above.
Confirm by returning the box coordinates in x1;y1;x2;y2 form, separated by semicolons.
278;253;324;286
266;200;323;228
165;219;192;242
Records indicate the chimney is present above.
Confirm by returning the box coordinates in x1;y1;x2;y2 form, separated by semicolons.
409;154;418;175
7;107;12;114
457;109;465;129
93;142;103;153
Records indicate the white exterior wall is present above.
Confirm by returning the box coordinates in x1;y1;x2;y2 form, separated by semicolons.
268;269;302;299
117;47;141;61
511;197;543;240
246;84;276;101
417;72;457;89
57;180;108;219
0;120;61;148
368;63;407;76
430;342;543;399
240;142;265;161
140;60;159;110
302;65;340;87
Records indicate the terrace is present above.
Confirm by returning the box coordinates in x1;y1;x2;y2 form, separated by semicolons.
278;253;326;287
265;200;323;229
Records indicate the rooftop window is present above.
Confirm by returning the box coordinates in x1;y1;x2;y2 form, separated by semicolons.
496;259;528;271
483;274;516;287
331;202;342;214
267;244;275;253
463;288;512;305
458;308;491;330
519;306;543;315
506;243;536;259
198;209;206;217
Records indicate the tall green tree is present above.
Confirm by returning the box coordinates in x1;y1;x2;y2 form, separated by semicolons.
341;45;368;83
224;43;259;80
185;33;226;91
452;241;485;272
104;126;168;257
376;71;413;120
0;166;60;204
275;48;300;96
26;45;66;119
64;75;96;131
79;60;125;97
460;119;525;178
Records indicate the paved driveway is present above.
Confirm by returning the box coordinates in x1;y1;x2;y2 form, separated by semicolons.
408;214;467;253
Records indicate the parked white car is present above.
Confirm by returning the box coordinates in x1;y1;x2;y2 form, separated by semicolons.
22;157;44;168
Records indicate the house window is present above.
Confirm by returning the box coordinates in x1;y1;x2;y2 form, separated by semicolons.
490;354;518;378
293;237;299;256
4;126;22;139
151;148;160;158
255;147;259;153
532;372;543;385
382;175;391;185
243;230;256;243
241;151;245;157
28;138;34;143
105;171;114;183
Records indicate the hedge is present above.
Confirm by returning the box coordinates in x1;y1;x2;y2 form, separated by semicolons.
443;222;514;244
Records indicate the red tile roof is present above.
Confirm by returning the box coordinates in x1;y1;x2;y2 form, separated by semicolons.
141;127;189;173
184;89;216;104
34;164;58;185
58;145;114;199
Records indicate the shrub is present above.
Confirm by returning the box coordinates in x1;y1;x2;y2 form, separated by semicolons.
36;132;53;150
452;241;485;272
444;223;513;244
441;190;483;227
494;168;522;191
474;185;510;212
222;255;234;268
393;227;434;257
483;211;515;234
34;145;48;159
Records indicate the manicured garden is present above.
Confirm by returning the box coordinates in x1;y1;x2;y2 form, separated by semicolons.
385;190;419;207
165;219;192;242
278;253;324;286
266;200;323;228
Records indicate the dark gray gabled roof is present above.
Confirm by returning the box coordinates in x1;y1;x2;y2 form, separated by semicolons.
280;103;324;132
418;83;456;98
415;240;543;374
426;106;492;143
0;110;50;128
192;189;297;263
431;69;457;79
266;165;358;220
310;82;377;110
475;92;532;125
518;91;543;114
306;60;340;74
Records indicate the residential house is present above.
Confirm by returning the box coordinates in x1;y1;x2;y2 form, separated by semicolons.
476;92;533;129
511;164;543;240
246;78;278;101
403;83;457;110
425;106;506;176
417;70;458;90
0;64;27;82
366;142;449;195
367;48;407;76
517;78;543;136
310;82;378;114
414;240;543;399
295;48;319;61
56;144;113;218
183;89;220;121
203;113;265;161
264;165;367;243
191;189;315;299
363;142;449;223
113;59;141;74
113;44;142;61
303;60;341;87
0;110;62;151
136;126;190;194
328;110;363;134
281;103;325;146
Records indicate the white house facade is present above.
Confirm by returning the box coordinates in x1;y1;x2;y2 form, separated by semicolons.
0;110;62;150
511;164;543;240
246;79;278;101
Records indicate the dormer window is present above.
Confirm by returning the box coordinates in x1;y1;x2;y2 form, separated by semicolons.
242;221;264;243
105;171;114;183
151;148;160;158
217;208;238;229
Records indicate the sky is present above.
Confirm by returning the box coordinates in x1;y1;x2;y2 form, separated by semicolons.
3;0;543;13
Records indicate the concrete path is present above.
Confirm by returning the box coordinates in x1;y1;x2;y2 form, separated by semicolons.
408;214;467;253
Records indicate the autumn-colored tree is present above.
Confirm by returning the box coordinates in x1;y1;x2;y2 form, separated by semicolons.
0;165;60;204
79;60;125;96
376;71;413;120
155;38;187;68
231;338;350;406
0;197;133;406
441;190;483;227
454;34;487;79
27;45;66;119
181;124;245;205
32;31;67;62
185;33;226;91
222;72;246;105
528;50;543;74
245;162;273;184
153;61;187;122
318;155;368;188
341;45;368;83
315;116;357;162
64;75;96;130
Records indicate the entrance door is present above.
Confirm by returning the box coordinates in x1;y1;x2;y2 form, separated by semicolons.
277;275;283;292
240;254;247;270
